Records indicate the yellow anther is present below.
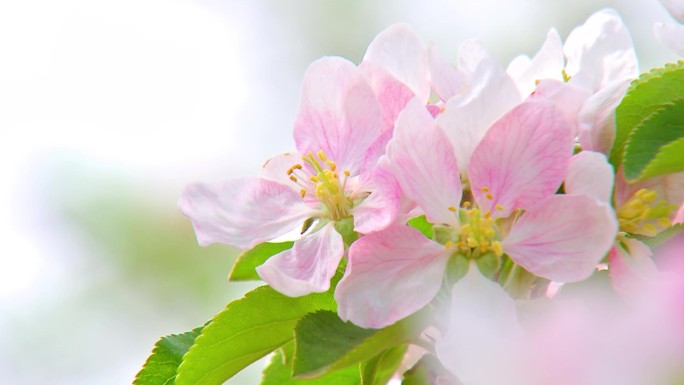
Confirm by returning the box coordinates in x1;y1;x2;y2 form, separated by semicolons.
495;205;504;211
460;224;471;235
300;189;306;198
642;224;658;236
289;175;298;182
492;241;503;257
637;189;657;203
448;206;458;212
481;187;490;192
462;202;471;208
467;237;479;248
444;241;453;249
326;161;337;171
658;217;672;228
562;69;571;82
484;228;495;238
317;150;328;161
486;193;494;200
343;170;350;177
484;211;492;218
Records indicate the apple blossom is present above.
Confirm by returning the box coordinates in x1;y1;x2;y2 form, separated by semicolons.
335;99;618;328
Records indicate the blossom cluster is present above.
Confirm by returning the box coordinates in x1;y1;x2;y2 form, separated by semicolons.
170;6;684;385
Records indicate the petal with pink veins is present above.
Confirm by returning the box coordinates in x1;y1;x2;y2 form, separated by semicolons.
294;57;382;174
502;194;618;282
436;58;521;175
359;61;415;134
178;178;318;249
353;165;401;234
468;101;573;218
565;151;615;203
528;79;592;136
335;225;449;328
387;98;462;225
363;24;430;103
256;222;343;297
436;265;526;385
609;239;657;300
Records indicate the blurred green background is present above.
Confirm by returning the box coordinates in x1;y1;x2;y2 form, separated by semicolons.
0;0;679;384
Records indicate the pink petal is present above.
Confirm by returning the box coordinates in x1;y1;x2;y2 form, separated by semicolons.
353;165;401;234
564;9;638;91
335;225;449;328
359;61;415;134
654;22;684;57
256;222;343;297
609;239;657;300
507;28;564;97
675;202;684;224
387;98;462;225
659;0;684;23
293;57;382;174
178;178;317;249
363;24;430;103
435;265;525;385
468;101;573;218
528;79;592;137
436;58;521;175
502;194;618;282
577;79;631;154
565;151;615;203
428;44;467;101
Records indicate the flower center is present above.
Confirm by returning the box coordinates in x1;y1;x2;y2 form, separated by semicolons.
446;204;503;258
617;188;676;236
287;150;353;221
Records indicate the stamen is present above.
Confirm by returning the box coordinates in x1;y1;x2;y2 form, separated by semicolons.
448;206;457;212
485;193;494;200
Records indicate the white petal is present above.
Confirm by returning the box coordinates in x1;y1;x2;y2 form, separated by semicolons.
654;22;684;57
660;0;684;23
507;28;565;97
565;151;615;203
436;265;525;385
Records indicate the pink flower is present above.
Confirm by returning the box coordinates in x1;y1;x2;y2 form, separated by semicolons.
510;9;639;154
655;0;684;56
335;99;618;328
179;57;400;297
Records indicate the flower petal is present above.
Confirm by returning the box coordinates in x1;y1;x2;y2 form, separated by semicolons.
565;151;615;203
456;39;491;76
293;57;382;174
178;178;317;249
468;101;573;217
564;9;638;91
260;152;305;189
256;222;343;297
428;44;467;101
609;239;657;300
577;79;631;154
436;58;521;175
654;22;684;57
507;28;564;97
363;24;430;103
387;98;462;225
436;265;525;385
353;165;401;234
335;225;449;328
528;79;592;137
359;61;415;134
502;194;618;282
659;0;684;23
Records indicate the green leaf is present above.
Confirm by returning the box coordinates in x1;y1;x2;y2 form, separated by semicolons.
228;242;293;281
360;345;408;385
261;343;361;385
622;100;684;181
611;60;684;168
401;355;456;385
293;310;424;378
175;286;336;385
134;327;203;385
407;215;434;239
